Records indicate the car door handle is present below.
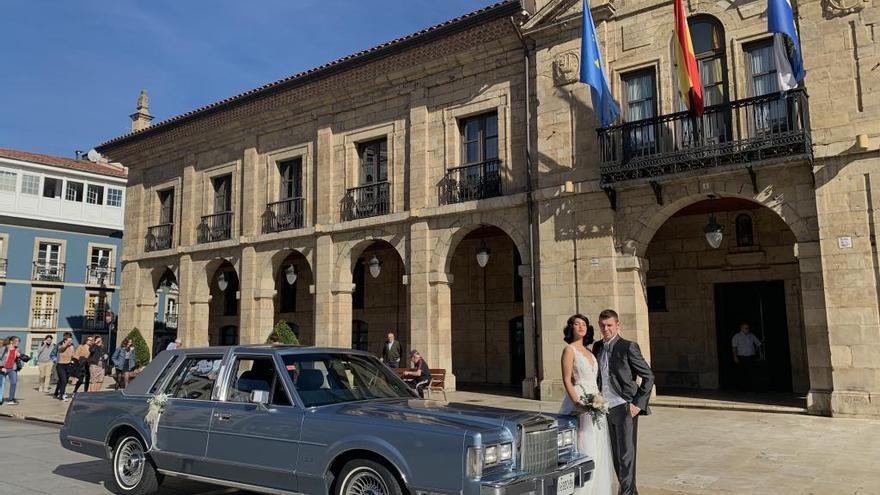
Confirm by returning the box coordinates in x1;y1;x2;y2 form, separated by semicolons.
214;412;231;421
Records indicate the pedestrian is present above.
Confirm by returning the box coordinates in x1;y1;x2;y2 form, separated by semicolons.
166;338;181;351
402;349;431;398
71;336;93;395
53;333;75;401
732;322;762;391
112;338;136;389
381;332;403;368
35;335;56;393
0;336;28;406
88;335;108;392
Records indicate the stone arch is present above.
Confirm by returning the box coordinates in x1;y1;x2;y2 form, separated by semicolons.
263;248;314;288
333;229;407;283
204;257;239;292
432;213;529;275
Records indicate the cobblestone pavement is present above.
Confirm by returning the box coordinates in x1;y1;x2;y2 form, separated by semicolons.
2;375;879;494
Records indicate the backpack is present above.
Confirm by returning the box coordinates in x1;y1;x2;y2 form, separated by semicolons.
50;344;59;363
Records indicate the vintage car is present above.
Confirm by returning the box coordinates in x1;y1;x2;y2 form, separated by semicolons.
60;346;593;495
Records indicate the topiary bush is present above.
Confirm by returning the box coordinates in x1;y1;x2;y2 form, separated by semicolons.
126;328;151;368
267;320;299;345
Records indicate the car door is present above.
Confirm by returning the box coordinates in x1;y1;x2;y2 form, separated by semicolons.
204;353;303;492
150;354;224;476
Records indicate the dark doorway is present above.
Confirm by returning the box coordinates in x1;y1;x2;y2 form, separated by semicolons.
352;320;368;352
509;316;525;387
714;281;792;392
219;325;239;346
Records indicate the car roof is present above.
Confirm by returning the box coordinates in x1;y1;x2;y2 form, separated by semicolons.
168;345;374;357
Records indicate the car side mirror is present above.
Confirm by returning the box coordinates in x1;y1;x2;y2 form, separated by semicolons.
250;389;270;408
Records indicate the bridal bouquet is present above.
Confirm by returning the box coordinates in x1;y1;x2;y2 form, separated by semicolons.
577;385;609;428
145;393;169;449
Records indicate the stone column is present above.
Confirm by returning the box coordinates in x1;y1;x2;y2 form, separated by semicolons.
238;245;275;344
178;254;210;347
519;263;539;399
428;271;456;391
614;254;652;362
240;140;262;238
313;234;351;347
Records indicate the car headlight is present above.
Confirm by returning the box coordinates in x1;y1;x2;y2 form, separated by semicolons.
484;445;498;465
466;446;483;480
482;443;514;467
558;429;574;448
498;442;513;462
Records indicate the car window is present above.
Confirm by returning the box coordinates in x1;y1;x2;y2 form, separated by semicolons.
164;356;223;400
149;355;179;394
226;356;291;406
283;353;414;407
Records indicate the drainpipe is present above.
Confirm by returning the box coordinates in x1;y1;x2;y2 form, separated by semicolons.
511;16;542;398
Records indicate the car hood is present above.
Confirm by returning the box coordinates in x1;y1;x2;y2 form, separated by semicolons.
323;398;559;434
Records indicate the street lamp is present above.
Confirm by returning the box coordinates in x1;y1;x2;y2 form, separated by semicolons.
217;271;229;291
476;240;491;268
284;264;298;285
367;255;382;279
704;215;724;249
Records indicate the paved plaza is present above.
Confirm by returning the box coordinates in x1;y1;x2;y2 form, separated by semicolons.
1;375;879;494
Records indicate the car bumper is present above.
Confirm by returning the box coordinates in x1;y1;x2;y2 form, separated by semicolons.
478;457;594;495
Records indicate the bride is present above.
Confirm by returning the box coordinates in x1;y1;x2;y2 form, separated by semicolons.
559;314;615;495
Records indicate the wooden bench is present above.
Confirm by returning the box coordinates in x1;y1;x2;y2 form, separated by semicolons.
392;367;448;400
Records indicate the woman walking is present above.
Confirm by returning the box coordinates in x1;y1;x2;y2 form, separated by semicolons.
53;333;75;401
112;338;136;389
87;335;108;392
0;336;25;406
70;336;93;395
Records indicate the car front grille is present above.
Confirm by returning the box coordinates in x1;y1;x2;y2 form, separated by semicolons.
519;418;559;473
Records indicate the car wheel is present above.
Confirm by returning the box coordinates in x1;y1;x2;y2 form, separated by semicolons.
336;459;404;495
111;435;161;495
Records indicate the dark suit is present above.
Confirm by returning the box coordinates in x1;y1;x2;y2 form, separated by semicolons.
381;340;403;368
593;336;654;495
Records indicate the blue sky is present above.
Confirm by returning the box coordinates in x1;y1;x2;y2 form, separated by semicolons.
0;0;495;157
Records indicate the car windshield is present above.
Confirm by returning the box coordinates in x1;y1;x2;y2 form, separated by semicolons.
282;352;415;407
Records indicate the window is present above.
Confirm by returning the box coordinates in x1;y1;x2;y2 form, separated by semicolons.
31;291;57;328
279;158;303;200
21;174;40;195
689;16;727;107
86;184;104;205
37;242;62;267
88;247;113;284
158;189;175;224
164;356;223;400
106;188;123;207
212;175;232;213
43;178;62;198
745;40;788;132
622;69;658;154
149;355;180;394
0;171;16;192
647;286;667;312
459;112;499;165
358;139;388;185
65;181;84;202
85;293;108;327
735;214;755;247
225;357;291;406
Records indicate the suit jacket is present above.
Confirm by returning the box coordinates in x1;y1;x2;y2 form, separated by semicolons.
593;336;655;415
381;340;403;364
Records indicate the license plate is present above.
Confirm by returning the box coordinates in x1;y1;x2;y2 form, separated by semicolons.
557;472;575;495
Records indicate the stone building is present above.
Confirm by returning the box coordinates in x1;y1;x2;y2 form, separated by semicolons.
96;0;880;417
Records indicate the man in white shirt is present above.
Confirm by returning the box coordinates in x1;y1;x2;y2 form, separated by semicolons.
166;339;181;351
731;323;761;390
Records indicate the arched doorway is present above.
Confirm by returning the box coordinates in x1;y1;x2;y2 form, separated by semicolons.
273;251;314;345
450;226;526;392
208;261;239;346
351;241;408;359
152;268;179;355
644;198;809;398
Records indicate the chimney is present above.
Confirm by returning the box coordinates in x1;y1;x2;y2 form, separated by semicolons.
130;89;153;132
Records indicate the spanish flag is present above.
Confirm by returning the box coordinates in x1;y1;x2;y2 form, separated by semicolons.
673;0;703;115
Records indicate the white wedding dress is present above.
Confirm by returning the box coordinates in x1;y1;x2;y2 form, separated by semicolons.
559;345;615;495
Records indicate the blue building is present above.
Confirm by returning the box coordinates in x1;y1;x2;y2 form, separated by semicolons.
0;148;126;374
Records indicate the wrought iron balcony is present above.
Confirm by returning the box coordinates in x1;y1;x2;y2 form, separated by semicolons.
31;309;58;329
145;223;174;252
342;182;390;221
84;318;109;331
0;258;6;278
598;89;811;185
262;197;304;233
32;262;65;283
86;265;116;286
439;159;503;205
197;212;234;243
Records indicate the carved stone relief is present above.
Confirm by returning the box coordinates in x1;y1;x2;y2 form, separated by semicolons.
553;51;581;86
822;0;869;18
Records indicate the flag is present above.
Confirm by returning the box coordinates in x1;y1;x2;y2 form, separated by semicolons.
768;0;805;90
580;0;620;127
673;0;703;115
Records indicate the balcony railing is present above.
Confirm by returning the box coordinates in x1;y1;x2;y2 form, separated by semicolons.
84;318;108;331
86;265;116;286
0;258;6;278
145;223;174;252
32;262;65;283
598;89;811;185
197;212;234;243
342;182;390;221
262;197;304;233
439;159;503;205
31;309;58;329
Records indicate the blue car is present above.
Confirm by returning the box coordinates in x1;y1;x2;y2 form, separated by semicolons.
60;345;593;494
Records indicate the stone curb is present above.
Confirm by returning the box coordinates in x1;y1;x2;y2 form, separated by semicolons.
0;411;65;425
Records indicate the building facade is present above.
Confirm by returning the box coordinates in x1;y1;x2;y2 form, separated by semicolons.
97;0;880;417
0;148;126;373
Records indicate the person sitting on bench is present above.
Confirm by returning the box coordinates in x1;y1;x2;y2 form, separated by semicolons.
402;349;431;398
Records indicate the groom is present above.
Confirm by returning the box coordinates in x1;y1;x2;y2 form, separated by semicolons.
592;309;655;495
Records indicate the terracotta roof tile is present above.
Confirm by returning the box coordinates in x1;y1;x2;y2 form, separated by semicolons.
0;148;128;179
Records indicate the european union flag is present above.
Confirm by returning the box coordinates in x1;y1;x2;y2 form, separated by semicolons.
767;0;805;89
580;0;619;128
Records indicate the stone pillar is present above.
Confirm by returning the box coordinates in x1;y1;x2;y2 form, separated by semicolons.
614;254;652;362
428;271;456;391
240;138;262;238
519;263;539;399
795;241;834;415
238;245;275;344
313;234;351;347
180;155;199;247
178;254;209;348
117;262;157;353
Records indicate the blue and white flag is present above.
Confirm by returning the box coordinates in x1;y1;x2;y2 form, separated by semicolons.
580;0;619;127
768;0;805;90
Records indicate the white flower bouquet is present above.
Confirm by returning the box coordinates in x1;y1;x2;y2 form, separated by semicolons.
145;393;169;449
577;385;609;427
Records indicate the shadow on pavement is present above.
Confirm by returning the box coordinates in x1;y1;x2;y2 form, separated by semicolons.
53;460;110;485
